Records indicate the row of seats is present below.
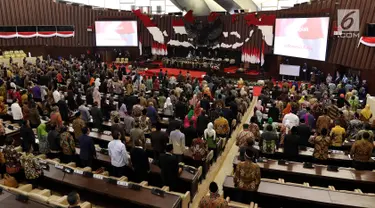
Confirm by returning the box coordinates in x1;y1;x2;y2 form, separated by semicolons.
1;50;27;58
0;182;92;208
41;156;193;208
114;57;129;64
231;170;375;196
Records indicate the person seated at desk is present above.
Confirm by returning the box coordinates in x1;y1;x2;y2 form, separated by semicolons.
309;128;331;161
67;191;81;208
233;149;261;203
350;132;374;170
283;126;300;158
330;120;346;147
108;131;129;177
199;182;228;208
239;139;259;162
159;144;182;192
259;125;278;155
130;139;150;183
236;123;255;148
79;127;96;168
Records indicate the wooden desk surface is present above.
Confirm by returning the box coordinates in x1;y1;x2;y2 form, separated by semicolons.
43;164;181;208
223;176;375;208
233;157;375;183
74;148;197;182
0;190;50;208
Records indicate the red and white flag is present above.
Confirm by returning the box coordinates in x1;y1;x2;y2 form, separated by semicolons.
358;36;375;47
172;19;187;35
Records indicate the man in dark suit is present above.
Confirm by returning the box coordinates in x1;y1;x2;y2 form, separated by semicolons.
200;94;210;111
167;115;182;135
150;123;169;162
130;140;150;183
283;127;300;158
91;102;103;132
159;144;182;191
111;117;126;141
197;110;210;136
79;127;96;167
183;120;197;147
296;118;312;147
57;98;69;123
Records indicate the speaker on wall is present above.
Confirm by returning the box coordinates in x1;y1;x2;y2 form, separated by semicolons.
367;23;375;37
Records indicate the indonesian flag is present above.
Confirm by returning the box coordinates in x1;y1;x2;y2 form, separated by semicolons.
358;36;375;47
172;19;187;35
133;9;164;44
0;32;17;38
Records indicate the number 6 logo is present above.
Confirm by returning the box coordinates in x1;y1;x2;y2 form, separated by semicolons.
338;9;360;32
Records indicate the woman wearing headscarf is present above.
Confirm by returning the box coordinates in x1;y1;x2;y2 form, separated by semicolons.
37;123;49;154
255;110;263;128
118;103;127;119
163;97;174;116
360;104;372;122
189;94;199;107
193;86;200;95
349;95;359;112
184;107;197;128
204;122;217;153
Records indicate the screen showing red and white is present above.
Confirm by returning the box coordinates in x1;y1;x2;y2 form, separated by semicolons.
95;21;138;47
274;17;330;61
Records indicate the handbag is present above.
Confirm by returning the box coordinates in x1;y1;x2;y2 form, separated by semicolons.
3;173;18;188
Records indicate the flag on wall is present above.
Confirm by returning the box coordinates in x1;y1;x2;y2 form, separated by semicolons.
358;36;375;47
0;25;74;38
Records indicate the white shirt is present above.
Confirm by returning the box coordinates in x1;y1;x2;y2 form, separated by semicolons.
108;140;128;167
282;113;300;128
53;90;61;103
11;103;23;120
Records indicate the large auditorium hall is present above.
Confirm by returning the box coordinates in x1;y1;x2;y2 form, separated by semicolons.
0;0;374;207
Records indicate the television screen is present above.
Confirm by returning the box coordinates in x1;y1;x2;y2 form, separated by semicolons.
95;21;138;47
279;64;300;76
274;17;330;61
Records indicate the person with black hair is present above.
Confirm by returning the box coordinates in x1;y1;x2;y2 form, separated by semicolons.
283;126;300;158
239;139;259;162
158;144;182;191
183;120;197;147
20;144;43;188
151;123;169;162
111;117;126;141
47;124;61;159
130;139;150;182
309;128;331;161
249;116;260;140
259;124;278;154
91;101;103;132
108;131;128;177
60;126;76;163
268;102;280;122
79;127;96;167
233;149;261;203
213;113;229;138
67;191;81;208
72;112;86;139
11;99;23;124
199;182;228;208
296;118;312;147
350;132;374;170
20;120;36;152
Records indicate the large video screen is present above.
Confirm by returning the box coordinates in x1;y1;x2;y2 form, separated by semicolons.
274;17;330;61
95;21;138;47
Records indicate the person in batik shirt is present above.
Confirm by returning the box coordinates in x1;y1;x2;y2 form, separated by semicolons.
199;182;228;208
